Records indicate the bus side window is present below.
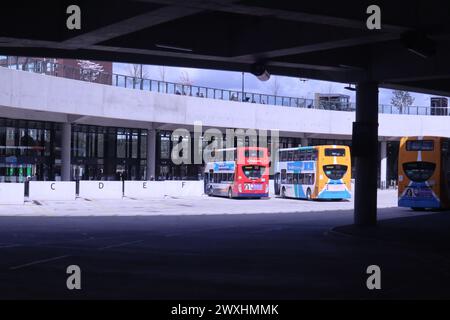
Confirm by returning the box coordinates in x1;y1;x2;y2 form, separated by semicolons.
287;151;294;161
281;169;287;183
312;150;318;161
299;173;304;184
293;173;298;184
287;173;293;184
303;174;310;185
294;150;300;161
305;151;312;161
229;173;234;182
299;151;305;161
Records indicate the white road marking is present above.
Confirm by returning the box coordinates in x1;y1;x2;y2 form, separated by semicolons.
9;255;71;270
97;240;143;250
0;244;21;249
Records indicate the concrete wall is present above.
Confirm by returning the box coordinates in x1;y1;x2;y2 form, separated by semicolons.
0;183;24;204
124;181;204;198
2;67;450;139
29;182;76;201
78;181;123;200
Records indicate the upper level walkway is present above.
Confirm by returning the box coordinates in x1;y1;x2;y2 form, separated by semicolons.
1;57;449;117
1;62;450;140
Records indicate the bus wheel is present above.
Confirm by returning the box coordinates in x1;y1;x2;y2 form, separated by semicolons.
306;188;312;200
281;187;286;198
208;186;214;196
411;207;425;211
228;188;233;199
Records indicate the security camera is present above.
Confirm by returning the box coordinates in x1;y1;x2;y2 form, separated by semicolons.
251;63;270;81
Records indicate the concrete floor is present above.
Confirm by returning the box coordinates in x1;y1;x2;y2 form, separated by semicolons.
0;190;449;299
0;190;397;216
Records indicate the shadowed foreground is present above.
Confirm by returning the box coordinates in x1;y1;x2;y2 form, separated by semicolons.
0;207;449;299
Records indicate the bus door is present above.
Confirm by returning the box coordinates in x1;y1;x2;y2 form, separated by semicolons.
203;172;209;193
274;172;281;195
205;169;213;194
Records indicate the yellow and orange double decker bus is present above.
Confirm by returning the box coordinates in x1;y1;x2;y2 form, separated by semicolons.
398;136;450;210
274;145;351;200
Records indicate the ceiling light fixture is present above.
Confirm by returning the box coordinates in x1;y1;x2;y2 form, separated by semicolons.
344;84;356;91
250;63;270;81
401;31;436;59
155;44;193;52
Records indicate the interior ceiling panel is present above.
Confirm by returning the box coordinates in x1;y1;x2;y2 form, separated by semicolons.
0;0;449;95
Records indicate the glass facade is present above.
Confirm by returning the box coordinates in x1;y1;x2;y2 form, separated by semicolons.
71;125;147;181
0;118;61;182
0;117;398;185
156;130;202;180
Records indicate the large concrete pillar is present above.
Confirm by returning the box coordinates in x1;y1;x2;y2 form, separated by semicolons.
353;81;379;226
380;141;387;190
146;129;156;180
61;122;72;181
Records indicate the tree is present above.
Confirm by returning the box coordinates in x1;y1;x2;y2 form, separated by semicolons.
159;66;167;82
391;90;415;114
179;70;193;95
127;64;148;78
270;76;280;96
77;60;104;82
126;64;148;87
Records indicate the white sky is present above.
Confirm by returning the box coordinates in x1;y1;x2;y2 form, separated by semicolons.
114;63;446;106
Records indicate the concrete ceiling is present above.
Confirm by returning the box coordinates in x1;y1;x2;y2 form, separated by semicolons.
1;0;450;95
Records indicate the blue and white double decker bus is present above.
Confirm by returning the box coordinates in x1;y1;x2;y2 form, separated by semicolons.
274;145;352;200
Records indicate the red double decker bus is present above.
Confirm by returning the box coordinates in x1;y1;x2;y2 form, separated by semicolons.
203;147;270;198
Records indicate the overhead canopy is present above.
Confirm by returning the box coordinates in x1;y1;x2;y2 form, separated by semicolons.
1;0;450;95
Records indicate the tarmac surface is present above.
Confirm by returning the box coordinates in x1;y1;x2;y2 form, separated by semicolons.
0;190;449;299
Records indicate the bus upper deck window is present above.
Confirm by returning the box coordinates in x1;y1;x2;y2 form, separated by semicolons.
245;149;264;158
325;148;346;156
288;151;294;161
406;140;434;151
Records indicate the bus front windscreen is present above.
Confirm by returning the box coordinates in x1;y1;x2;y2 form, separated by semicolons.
242;165;265;179
403;161;436;182
323;164;348;180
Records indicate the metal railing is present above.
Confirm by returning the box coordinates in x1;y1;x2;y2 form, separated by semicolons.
1;56;448;116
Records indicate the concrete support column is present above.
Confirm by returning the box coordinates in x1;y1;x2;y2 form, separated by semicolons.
61;122;72;181
301;137;308;147
380;141;387;190
146;129;156;180
353;81;379;226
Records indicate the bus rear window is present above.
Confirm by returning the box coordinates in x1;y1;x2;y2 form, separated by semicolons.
325;148;346;157
406;140;434;151
245;150;264;158
403;161;435;182
323;164;348;180
242;165;265;179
